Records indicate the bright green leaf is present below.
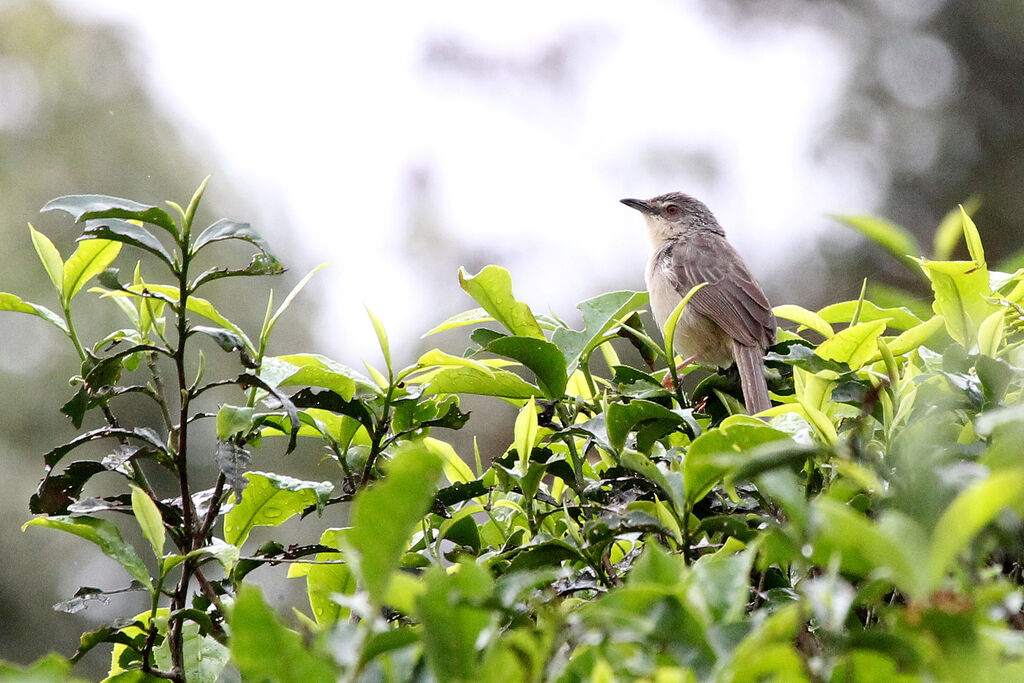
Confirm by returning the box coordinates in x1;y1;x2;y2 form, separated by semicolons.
815;319;889;370
62;239;122;300
514;397;539;471
458;265;544;339
550;290;649;367
422;307;495;337
918;258;1001;347
0;292;69;333
416;365;539;399
217;404;255;440
365;306;393;377
774;304;834;338
224;472;333;547
833;214;921;262
130;486;165;558
816;300;922;331
28;224;64;295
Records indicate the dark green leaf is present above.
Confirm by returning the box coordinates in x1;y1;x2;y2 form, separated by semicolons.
216;441;252;500
80;219;175;265
606;399;689;452
44;426;168;469
191;218;274;254
30;461;106;515
68;618;141;663
43;194;178;236
190;253;285;289
486;335;568;398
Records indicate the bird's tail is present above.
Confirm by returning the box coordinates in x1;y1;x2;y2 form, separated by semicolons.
732;340;771;416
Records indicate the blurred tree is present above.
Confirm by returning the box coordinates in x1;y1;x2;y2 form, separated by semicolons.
0;2;313;670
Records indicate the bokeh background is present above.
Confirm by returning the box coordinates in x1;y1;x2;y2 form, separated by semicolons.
1;0;1022;673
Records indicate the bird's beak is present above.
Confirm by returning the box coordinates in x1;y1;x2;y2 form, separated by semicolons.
620;198;654;215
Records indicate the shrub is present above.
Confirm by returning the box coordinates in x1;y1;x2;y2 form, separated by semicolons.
2;183;1023;681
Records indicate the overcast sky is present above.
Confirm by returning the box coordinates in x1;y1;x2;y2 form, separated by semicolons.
54;0;869;362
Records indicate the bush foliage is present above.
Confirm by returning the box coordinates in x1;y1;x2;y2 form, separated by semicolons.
2;182;1024;682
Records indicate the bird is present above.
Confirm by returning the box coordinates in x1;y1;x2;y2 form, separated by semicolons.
621;192;776;415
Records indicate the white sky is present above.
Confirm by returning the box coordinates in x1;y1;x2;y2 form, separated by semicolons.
53;0;871;364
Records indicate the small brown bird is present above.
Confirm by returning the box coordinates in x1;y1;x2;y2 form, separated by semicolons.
621;192;776;414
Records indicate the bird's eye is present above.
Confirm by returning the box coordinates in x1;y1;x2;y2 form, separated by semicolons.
664;204;680;216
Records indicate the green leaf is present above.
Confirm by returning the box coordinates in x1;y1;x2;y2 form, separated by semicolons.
932;197;981;260
773;304;834;338
689;544;754;623
28;224;64;294
606;400;688;453
130;486;165;558
79;219;175;266
190;253;284;289
261;354;358;401
486;336;567;398
0;292;69;333
422;307;495;337
977;308;1005;357
458;265;544;339
816;300;922;331
417;365;540;399
424;436;475;485
514;397;539;472
960;204;986;266
191;218;274;255
684;416;793;505
663;282;707;367
62;239;122;300
833;214;921;262
217;404;255;440
811;500;926;596
345;443;442;602
550;290;650;367
365;306;393;377
882;314;945;356
120;284;253;351
261;263;326;351
918;258;1001;347
42;194;178;236
229;585;337;682
415;562;494;682
815;319;889;370
928;468;1024;591
224;472;333;547
22;515;152;590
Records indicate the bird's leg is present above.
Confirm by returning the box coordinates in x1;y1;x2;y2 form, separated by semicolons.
662;355;698;389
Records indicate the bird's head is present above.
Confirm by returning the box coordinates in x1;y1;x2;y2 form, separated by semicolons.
620;192;722;245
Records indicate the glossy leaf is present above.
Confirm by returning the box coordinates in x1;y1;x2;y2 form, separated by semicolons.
816;300;922;331
191;218;273;254
422;307;495;336
261;354;359;401
815;319;889;370
550;290;649;367
684;416;792;505
417;365;539;399
63;238;122;300
458;265;544;339
606;400;688;453
773;304;834;338
22;515;152;590
224;472;333;547
513;397;539;472
487;335;567;398
42;194;178;236
918;258;1001;347
79;219;174;265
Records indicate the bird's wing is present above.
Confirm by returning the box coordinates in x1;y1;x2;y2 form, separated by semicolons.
668;232;776;349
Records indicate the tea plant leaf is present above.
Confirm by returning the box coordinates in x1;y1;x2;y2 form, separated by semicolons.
62;239;122;301
28;224;64;294
550;290;650;367
833;214;921;263
816;300;922;331
42;194;178;236
486;336;567;398
345;443;442;602
23;515;152;590
130;486;165;558
224;472;333;547
918;258;1001;347
80;219;174;266
0;293;69;333
815;319;889;370
191;218;274;255
417;365;539;399
458;265;544;340
422;307;495;336
773;304;834;338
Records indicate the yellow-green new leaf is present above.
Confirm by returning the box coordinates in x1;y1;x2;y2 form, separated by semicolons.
29;224;64;295
458;265;544;340
832;215;921;262
774;304;834;338
423;436;475;485
960;205;985;267
365;307;393;377
417;348;494;376
882;315;945;357
918;259;1001;347
131;485;165;558
63;239;122;300
978;308;1005;357
514;397;539;471
932;198;981;260
816;319;889;370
